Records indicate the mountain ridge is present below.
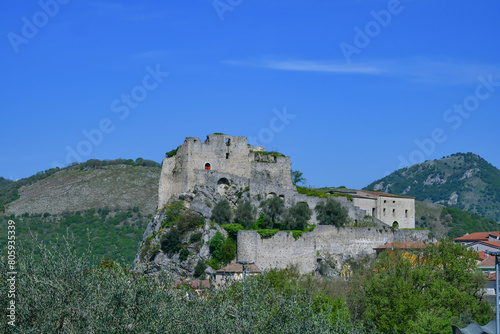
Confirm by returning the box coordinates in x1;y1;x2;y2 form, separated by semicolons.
365;152;500;222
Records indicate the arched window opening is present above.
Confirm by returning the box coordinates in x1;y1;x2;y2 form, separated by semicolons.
392;221;399;229
217;178;230;195
205;163;211;170
405;210;408;218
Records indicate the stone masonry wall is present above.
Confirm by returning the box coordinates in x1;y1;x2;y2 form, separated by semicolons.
237;226;431;274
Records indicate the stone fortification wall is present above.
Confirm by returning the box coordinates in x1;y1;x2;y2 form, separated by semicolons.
237;226;430;274
158;134;294;209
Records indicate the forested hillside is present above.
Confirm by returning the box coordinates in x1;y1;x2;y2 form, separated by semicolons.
365;153;500;221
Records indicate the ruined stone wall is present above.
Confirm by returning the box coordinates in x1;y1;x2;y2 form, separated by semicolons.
158;134;293;208
237;226;430;274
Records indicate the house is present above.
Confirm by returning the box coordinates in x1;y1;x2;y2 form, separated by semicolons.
454;231;500;246
353;190;415;229
462;241;500;254
215;263;261;285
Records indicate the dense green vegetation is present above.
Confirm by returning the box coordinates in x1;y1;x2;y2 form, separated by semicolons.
415;201;499;239
210;200;233;225
365;152;500;221
297;185;353;201
1;238;489;333
315;197;349;227
0;208;148;266
364;239;492;332
165;147;179;158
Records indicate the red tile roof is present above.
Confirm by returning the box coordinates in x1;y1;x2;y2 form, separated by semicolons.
478;251;487;261
356;190;414;199
486;272;497;281
455;231;500;242
479;256;496;267
481;241;500;249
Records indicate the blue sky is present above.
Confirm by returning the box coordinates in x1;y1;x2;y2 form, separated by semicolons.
1;0;499;189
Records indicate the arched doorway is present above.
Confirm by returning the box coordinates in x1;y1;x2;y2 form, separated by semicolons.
205;163;211;170
217;178;230;194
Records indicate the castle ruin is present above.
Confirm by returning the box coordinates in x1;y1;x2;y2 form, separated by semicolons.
158;133;414;228
137;133;427;276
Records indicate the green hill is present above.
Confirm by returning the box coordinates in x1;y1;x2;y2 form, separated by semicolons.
415;200;498;239
0;158;161;266
365;152;500;222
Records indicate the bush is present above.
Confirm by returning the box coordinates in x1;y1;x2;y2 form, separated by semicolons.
179;248;189;261
283;202;312;230
315;197;349;227
163;200;185;227
209;232;225;262
160;228;182;255
211;200;233;225
2;237;379;333
234;200;257;228
177;210;204;235
222;223;245;240
256;229;279;238
194;260;207;278
189;232;203;243
259;196;285;229
209;232;236;265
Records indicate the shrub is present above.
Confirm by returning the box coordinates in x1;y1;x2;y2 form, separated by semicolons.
177;210;204;235
165;147;179;157
234;200;257;228
164;200;185;226
160;228;182;255
256;229;279;238
179;248;189;261
315;197;349;227
283;202;312;230
221;237;236;264
189;232;203;243
209;232;225;262
259;196;285;229
194;260;207;278
209;232;236;265
211;200;233;225
223;223;245;240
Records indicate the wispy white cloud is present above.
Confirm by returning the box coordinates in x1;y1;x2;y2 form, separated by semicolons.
224;57;500;85
224;59;384;75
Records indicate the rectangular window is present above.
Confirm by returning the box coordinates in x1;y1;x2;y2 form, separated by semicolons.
392;209;396;217
226;153;229;159
405;210;408;218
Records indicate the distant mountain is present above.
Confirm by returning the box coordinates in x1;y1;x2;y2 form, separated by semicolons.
0;158;161;266
365;153;500;222
1;158;161;216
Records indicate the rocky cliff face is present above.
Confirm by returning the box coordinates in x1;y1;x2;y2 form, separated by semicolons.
133;183;248;278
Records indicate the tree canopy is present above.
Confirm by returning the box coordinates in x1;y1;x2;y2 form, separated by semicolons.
363;239;492;333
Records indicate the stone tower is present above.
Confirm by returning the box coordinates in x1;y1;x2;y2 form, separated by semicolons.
158;133;294;209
